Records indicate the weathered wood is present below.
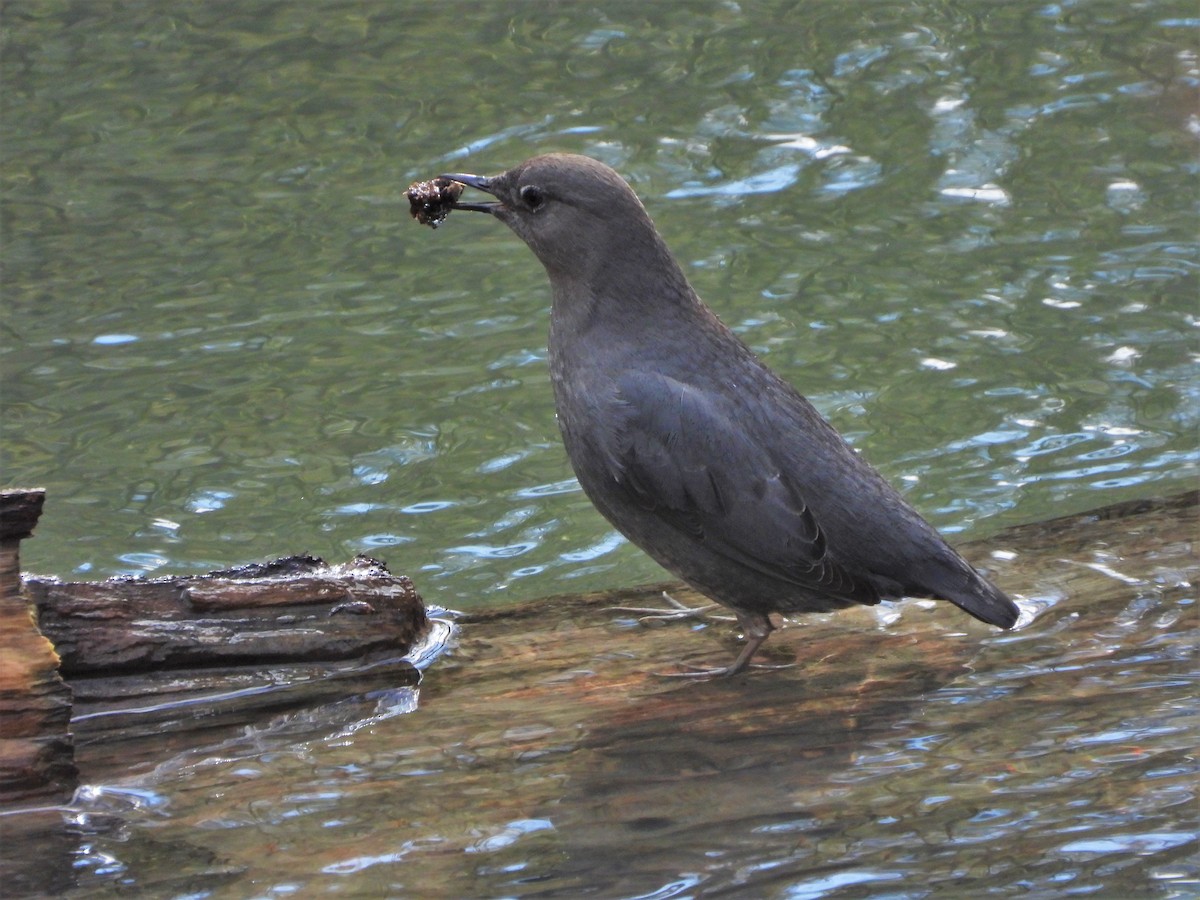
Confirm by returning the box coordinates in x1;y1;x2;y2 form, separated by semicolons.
0;490;45;541
27;554;428;676
17;554;432;760
0;488;76;804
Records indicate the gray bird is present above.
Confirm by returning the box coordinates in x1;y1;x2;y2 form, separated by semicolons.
440;153;1018;676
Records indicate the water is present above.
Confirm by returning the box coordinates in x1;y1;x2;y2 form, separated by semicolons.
1;0;1197;896
3;0;1196;610
14;497;1195;899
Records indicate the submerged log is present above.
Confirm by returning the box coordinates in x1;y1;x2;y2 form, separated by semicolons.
4;489;1195;804
1;490;1195;898
0;488;76;804
42;488;1190;900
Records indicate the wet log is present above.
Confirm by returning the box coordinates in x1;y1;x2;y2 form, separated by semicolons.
23;555;431;755
2;490;1195;898
28;554;428;676
0;488;76;804
6;489;1196;796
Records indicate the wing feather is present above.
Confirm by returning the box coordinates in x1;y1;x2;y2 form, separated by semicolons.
602;373;879;604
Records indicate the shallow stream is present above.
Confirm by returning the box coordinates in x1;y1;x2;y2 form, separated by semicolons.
2;2;1196;896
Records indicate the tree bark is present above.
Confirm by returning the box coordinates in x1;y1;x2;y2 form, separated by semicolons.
0;488;77;804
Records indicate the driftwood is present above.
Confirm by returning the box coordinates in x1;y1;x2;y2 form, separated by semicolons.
0;489;75;804
28;554;427;676
0;510;434;896
0;492;432;808
24;555;431;758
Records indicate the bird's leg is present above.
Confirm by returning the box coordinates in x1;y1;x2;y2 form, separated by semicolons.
604;590;735;625
659;611;788;678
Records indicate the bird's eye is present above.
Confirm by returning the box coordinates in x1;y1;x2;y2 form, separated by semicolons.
520;185;546;210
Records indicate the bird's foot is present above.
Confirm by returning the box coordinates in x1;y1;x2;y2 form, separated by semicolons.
605;591;736;625
653;617;785;678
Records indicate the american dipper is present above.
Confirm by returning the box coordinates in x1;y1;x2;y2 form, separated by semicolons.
439;153;1019;676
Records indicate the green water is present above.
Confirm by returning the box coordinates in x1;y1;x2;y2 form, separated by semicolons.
2;1;1198;897
2;1;1196;610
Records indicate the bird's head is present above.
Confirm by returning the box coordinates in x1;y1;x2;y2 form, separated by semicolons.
441;153;663;280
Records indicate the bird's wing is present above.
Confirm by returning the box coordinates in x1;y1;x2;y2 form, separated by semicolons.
602;372;879;604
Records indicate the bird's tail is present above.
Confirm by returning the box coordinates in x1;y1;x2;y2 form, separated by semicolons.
947;569;1019;628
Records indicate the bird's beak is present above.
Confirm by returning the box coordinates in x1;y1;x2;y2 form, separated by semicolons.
440;173;501;214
